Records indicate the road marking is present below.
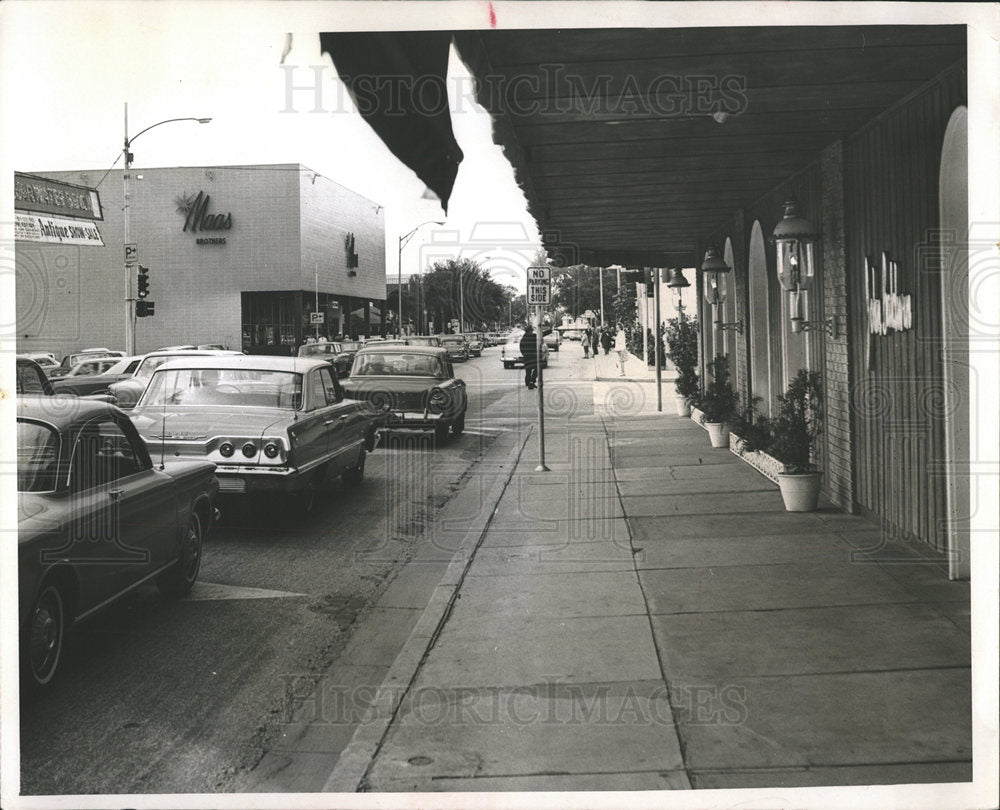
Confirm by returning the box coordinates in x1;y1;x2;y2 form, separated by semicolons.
182;582;306;601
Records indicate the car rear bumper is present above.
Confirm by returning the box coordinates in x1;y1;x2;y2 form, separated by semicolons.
383;411;450;431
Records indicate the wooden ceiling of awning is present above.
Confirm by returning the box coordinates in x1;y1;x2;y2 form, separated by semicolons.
454;26;966;266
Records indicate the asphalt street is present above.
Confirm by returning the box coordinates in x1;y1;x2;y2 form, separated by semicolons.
20;344;577;795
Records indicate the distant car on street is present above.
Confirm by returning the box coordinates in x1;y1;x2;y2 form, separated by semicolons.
460;333;484;357
107;349;242;409
49;348;124;378
16;396;218;688
501;330;549;369
129;355;380;512
342;346;467;443
439;335;470;362
50;355;142;397
542;329;562;351
297;341;355;377
50;356;121;381
405;336;442;347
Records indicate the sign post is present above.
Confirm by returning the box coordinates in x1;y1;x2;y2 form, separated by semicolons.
527;266;551;472
654;268;663;412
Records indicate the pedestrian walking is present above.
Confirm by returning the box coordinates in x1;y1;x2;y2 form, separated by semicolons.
614;323;628;376
582;326;591;358
519;323;539;389
601;327;613;356
590;327;600;358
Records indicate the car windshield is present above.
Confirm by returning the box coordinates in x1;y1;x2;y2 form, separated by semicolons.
352;352;443;377
441;338;464;346
298;343;342;357
17;420;61;492
134;355;190;381
407;337;437;346
140;368;303;409
339;341;363;351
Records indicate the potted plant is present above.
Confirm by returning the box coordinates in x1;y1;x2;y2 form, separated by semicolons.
664;315;699;416
697;355;738;447
768;369;824;511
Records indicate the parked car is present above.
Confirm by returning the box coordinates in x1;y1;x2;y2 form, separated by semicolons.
49;356;121;381
16;356;55;396
439;335;470;362
461;333;484;357
500;330;549;369
108;349;242;409
49;348;124;378
406;336;442;347
542;329;562;351
297;341;355;377
50;355;142;397
129;355;380;511
342;346;467;443
22;353;60;372
16;396;218;688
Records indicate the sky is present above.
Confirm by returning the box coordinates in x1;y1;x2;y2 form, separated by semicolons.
0;2;543;295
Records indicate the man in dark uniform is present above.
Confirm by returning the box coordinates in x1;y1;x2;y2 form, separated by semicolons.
519;323;539;389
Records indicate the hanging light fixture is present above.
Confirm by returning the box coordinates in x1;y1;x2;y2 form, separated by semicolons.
665;267;690;315
701;247;742;333
771;198;836;335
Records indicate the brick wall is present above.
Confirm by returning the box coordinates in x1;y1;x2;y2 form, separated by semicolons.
819;141;855;512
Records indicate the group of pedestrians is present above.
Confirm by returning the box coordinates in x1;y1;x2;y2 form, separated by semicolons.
520;322;630;389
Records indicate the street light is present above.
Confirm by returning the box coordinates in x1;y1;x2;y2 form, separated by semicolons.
397;220;443;337
123;103;211;354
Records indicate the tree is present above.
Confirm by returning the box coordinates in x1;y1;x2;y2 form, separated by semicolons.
550;265;616;320
416;258;512;332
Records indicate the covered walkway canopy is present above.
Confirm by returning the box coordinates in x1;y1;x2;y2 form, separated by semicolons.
324;26;965;265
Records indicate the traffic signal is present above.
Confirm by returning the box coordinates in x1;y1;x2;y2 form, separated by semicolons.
137;265;150;299
136;300;155;317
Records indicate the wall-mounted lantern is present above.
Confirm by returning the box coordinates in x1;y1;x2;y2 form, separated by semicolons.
771;198;837;336
701;247;742;333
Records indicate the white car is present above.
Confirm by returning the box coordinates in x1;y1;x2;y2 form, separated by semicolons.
500;330;549;369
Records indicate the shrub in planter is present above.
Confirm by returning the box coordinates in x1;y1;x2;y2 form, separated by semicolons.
664;315;699;414
697;355;738;446
730;395;772;454
768;369;824;511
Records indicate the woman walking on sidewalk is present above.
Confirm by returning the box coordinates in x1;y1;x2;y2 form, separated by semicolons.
614;323;628;376
591;327;600;358
582;326;591;358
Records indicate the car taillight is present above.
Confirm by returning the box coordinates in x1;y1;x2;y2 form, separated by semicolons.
219;441;235;458
263;441;280;459
241;442;257;458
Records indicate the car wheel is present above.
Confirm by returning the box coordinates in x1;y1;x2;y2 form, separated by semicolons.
296;472;321;513
452;412;465;435
434;422;450;444
23;582;65;688
157;511;203;598
342;448;366;485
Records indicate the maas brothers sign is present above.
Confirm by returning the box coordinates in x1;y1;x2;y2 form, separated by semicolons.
175;191;233;244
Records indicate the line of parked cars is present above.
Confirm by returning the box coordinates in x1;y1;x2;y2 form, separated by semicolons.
14;338;476;690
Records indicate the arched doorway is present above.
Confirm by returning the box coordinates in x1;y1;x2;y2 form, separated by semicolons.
748;221;772;413
939;105;969;581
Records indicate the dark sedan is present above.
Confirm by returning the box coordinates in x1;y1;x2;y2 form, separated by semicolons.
16;397;219;689
342;346;467;443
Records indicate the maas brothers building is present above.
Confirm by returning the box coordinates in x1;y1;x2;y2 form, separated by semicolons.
15;164;387;356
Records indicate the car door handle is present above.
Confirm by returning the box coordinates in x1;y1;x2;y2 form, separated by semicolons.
325;415;348;426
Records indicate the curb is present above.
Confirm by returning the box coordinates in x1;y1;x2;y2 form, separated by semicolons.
321;426;533;793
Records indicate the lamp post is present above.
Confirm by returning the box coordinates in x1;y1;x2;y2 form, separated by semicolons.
123;103;211;354
397;220;443;337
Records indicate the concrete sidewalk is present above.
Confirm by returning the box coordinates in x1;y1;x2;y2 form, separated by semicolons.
320;396;971;793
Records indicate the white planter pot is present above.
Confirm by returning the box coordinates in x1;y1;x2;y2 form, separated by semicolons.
674;394;691;417
777;472;823;512
705;421;730;448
